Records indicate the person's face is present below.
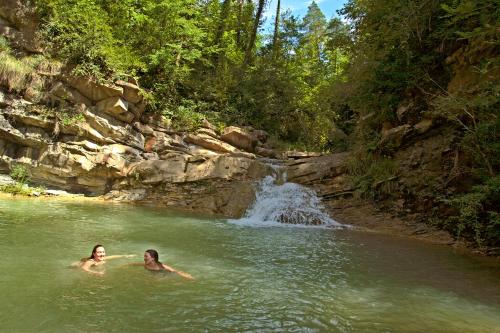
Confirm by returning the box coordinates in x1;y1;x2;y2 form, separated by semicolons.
93;247;106;261
144;252;154;264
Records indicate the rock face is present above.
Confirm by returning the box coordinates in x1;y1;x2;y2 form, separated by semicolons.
221;126;258;152
0;1;43;53
286;153;350;185
0;84;274;217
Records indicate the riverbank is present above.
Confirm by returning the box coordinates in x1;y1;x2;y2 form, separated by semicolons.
323;197;497;255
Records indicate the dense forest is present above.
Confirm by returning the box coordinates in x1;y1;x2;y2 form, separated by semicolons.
1;0;499;248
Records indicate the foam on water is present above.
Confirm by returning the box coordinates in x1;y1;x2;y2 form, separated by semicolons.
230;173;346;228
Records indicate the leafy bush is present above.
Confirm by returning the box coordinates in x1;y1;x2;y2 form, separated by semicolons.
442;176;500;246
347;151;399;200
10;165;30;184
37;0;140;79
0;36;9;52
169;100;209;131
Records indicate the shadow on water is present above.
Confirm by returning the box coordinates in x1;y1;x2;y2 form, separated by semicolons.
0;198;500;332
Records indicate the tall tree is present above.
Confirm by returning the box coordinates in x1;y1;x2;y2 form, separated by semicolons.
271;0;280;60
235;0;245;48
325;17;351;76
300;1;327;64
243;0;265;67
214;0;232;69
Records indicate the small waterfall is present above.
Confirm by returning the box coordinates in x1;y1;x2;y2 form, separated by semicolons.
231;168;346;228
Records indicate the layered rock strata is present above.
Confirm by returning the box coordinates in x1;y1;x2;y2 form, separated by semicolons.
0;77;276;217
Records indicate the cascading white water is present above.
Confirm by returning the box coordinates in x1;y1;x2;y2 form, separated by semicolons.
231;169;346;228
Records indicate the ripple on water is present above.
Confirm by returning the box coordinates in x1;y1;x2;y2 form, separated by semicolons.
0;198;499;332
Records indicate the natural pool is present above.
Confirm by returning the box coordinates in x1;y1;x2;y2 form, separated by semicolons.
1;198;500;332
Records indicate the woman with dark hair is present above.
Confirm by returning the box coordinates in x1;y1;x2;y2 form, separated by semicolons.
78;244;135;275
130;249;193;280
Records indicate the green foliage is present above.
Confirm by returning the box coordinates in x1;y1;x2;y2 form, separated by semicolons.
1;165;46;196
0;36;10;52
60;113;85;126
37;0;141;79
10;165;30;184
442;176;500;246
347;151;399;200
339;0;449;130
23;0;497;247
168;100;206;131
0;52;34;92
0;183;45;196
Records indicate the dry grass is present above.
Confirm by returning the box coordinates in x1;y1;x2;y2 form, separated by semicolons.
0;52;33;92
0;36;61;95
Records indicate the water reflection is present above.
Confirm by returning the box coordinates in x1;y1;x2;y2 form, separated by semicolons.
0;198;499;332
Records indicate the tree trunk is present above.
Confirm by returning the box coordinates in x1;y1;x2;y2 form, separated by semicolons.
236;0;245;48
244;0;265;67
214;0;232;70
272;0;280;60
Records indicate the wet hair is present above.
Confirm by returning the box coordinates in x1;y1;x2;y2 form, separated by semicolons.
88;244;104;260
145;249;161;264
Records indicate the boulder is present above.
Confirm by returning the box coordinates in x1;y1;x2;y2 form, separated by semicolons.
228;151;256;159
250;129;269;143
186;145;219;157
196;127;218;139
96;96;134;123
129;156;188;184
185;133;237;153
133;122;154;136
49;82;92;106
0;174;15;186
128;100;146;120
95;144;142;176
66;77;123;102
141;113;170;129
115;80;142;104
0;114;51;148
286;152;350;184
185;155;269;182
104;188;148;201
0;14;42;53
142;152;159;160
414;118;434;134
255;146;277;158
148;131;187;154
82;108;145;150
220;126;258;152
378;124;412;149
59;119;116;146
201;119;218;132
7;109;54;130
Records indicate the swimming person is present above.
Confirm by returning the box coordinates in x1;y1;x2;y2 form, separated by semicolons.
130;249;194;280
79;244;135;275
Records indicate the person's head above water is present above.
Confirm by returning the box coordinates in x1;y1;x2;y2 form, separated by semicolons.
144;249;160;264
89;244;105;261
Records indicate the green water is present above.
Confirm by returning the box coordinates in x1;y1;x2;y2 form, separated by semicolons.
1;198;500;333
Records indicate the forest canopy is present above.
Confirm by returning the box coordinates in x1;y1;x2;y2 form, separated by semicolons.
32;0;499;245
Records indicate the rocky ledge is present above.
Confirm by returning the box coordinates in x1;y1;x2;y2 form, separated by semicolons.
0;76;280;217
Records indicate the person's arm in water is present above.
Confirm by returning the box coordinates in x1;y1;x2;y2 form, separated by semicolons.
162;263;194;280
105;254;136;260
80;260;104;276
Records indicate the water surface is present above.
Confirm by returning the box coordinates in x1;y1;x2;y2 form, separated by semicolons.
0;198;499;332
